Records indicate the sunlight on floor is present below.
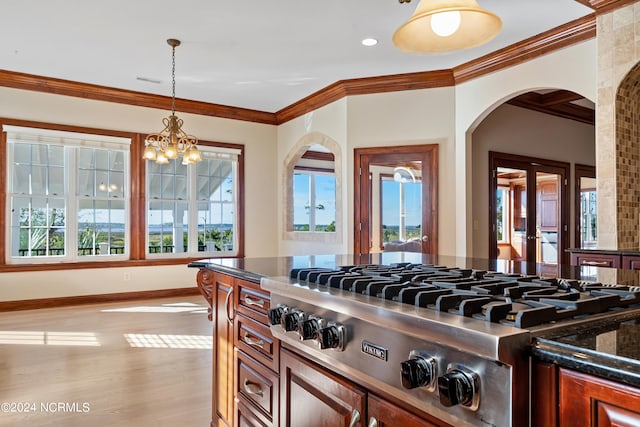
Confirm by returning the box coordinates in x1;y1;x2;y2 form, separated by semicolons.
101;301;208;314
124;333;212;349
0;331;100;346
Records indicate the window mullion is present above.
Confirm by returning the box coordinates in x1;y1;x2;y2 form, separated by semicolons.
67;147;78;261
188;164;198;254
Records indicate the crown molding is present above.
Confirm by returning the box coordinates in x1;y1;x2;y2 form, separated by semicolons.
453;14;596;84
0;14;597;126
577;0;637;13
275;70;455;124
0;69;278;125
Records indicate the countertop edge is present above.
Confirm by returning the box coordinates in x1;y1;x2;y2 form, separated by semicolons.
532;338;640;388
187;260;265;283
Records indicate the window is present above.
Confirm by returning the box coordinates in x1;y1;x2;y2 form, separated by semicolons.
380;176;422;244
6;126;130;263
293;171;336;232
146;146;240;257
496;186;510;243
580;189;597;248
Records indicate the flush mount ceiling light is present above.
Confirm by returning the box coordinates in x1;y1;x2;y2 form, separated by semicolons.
143;39;202;165
393;0;502;53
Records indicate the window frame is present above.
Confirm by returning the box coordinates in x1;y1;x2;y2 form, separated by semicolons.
0;119;245;271
145;146;241;259
5;125;131;264
292;168;336;233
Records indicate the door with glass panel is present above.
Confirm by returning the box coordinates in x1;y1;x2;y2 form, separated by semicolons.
490;152;569;265
575;164;597;249
354;145;438;255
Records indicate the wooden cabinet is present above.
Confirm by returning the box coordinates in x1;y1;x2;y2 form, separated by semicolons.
280;348;366;427
280;348;445;427
559;368;640;426
196;270;278;427
367;394;439;427
570;252;621;268
213;272;235;427
623;255;640;270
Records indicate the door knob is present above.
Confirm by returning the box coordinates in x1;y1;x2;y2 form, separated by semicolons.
421;235;429;242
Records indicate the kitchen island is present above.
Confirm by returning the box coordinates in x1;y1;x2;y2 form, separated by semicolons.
190;254;640;426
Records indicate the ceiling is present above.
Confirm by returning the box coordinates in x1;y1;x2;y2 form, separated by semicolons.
1;1;594;113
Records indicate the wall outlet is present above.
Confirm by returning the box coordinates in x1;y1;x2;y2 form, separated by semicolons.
123;272;131;281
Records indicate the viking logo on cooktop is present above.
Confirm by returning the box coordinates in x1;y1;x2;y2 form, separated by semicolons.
361;340;388;361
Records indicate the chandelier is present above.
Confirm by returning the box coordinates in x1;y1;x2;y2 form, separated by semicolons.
393;0;502;53
143;38;202;165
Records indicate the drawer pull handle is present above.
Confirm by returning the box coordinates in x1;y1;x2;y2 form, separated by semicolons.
368;417;378;427
582;260;610;266
244;295;265;308
243;333;265;349
243;379;264;397
224;287;234;325
349;409;361;427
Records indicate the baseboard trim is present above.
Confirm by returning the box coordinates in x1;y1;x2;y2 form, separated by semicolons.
0;287;201;312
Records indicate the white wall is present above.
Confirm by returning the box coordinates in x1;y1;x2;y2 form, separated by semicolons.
346;87;456;255
0;86;278;301
277;100;349;256
455;39;597;256
0;37;600;300
471;104;596;258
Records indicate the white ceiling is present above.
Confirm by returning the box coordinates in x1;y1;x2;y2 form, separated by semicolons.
1;0;593;113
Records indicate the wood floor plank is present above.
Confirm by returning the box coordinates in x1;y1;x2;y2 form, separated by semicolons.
0;296;212;426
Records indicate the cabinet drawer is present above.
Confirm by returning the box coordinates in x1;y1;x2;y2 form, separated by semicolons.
235;396;272;427
623;255;640;270
235;314;279;372
236;349;279;425
570;253;621;268
236;279;271;323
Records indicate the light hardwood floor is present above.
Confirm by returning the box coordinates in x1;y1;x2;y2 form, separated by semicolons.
0;295;212;426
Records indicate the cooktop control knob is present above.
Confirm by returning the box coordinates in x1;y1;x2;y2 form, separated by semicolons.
400;352;437;390
299;317;324;340
268;305;288;326
437;365;480;410
281;310;306;332
315;322;346;351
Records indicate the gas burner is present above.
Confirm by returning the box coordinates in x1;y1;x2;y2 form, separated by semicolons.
290;263;640;329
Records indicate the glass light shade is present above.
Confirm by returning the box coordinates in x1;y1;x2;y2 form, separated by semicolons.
181;156;192;166
431;11;461;37
186;146;202;162
393;0;502;53
155;151;169;165
143;144;157;160
165;142;179;159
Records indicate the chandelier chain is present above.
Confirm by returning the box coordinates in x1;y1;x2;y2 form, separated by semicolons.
171;44;176;115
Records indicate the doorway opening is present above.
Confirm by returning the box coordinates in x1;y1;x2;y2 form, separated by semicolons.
354;145;438;255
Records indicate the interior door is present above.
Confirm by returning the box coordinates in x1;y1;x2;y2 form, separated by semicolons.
354;145;438;255
489;152;569;265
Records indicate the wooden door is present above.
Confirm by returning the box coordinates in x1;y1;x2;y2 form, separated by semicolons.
354;145;438;255
559;368;640;426
280;348;366;427
489;152;569;266
214;273;235;427
367;394;441;427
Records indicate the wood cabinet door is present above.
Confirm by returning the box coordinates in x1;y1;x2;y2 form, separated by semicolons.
214;273;236;427
280;349;366;427
367;394;440;427
559;368;640;426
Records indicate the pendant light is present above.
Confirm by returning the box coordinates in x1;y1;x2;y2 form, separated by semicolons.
143;39;202;165
393;0;502;53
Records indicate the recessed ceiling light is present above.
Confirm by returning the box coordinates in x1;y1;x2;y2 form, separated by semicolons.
361;38;378;47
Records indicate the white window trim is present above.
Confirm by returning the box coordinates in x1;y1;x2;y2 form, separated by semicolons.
5;127;131;264
145;146;240;259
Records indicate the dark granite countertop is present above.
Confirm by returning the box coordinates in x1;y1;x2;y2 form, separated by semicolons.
188;253;613;283
532;314;640;388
